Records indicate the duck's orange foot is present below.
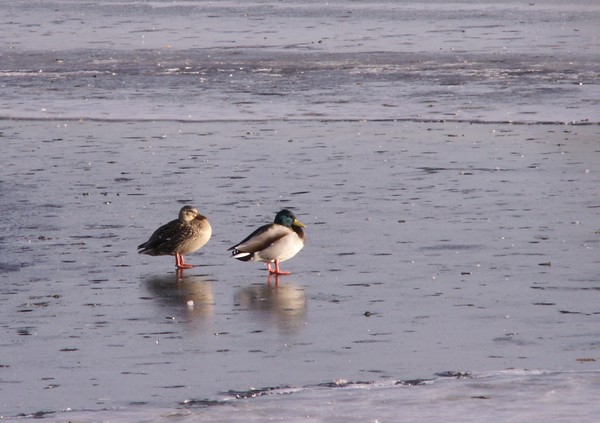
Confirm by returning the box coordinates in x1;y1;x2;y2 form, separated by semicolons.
269;269;291;275
175;254;194;269
267;260;291;275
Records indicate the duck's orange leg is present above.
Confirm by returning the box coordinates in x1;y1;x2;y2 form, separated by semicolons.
176;254;194;269
268;259;291;275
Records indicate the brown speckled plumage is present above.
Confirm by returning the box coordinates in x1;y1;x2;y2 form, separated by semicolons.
138;205;212;269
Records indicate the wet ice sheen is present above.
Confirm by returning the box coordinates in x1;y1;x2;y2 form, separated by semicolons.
1;0;600;421
1;120;599;421
25;371;600;422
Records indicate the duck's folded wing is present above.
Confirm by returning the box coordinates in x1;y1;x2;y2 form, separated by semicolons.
139;220;187;252
229;224;292;253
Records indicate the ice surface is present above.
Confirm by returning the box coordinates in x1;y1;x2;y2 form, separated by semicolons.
1;0;599;421
1;0;599;123
30;371;600;422
1;120;599;420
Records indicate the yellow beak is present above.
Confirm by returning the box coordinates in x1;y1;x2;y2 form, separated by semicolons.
293;218;306;228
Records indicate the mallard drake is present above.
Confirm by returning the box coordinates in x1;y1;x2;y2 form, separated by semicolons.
138;205;212;269
228;209;306;275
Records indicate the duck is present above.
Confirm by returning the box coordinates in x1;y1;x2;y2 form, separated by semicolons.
228;209;306;275
138;205;212;269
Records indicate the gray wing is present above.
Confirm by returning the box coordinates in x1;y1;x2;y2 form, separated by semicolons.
228;223;293;254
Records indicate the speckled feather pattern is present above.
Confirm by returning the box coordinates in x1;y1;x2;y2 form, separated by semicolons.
138;209;212;257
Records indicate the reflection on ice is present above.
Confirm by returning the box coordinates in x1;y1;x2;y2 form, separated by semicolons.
142;272;215;332
234;282;307;335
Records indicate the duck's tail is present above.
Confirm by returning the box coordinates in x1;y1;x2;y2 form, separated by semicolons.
230;249;253;261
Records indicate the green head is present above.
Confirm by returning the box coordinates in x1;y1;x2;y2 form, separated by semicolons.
274;209;305;228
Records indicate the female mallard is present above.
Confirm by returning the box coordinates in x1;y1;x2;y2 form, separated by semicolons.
228;209;306;275
138;205;212;269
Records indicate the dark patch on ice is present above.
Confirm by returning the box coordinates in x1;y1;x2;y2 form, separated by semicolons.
0;262;23;273
181;399;224;408
531;286;600;291
417;166;510;174
559;310;592;315
420;244;483;251
436;371;472;378
352;339;390;344
396;379;432;386
311;380;373;388
225;386;293;399
14;410;56;419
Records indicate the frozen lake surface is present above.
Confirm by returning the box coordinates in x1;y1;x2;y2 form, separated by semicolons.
1;0;599;123
1;1;599;421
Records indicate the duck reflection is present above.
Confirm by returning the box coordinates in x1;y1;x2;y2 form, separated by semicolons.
143;272;215;332
234;281;307;335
